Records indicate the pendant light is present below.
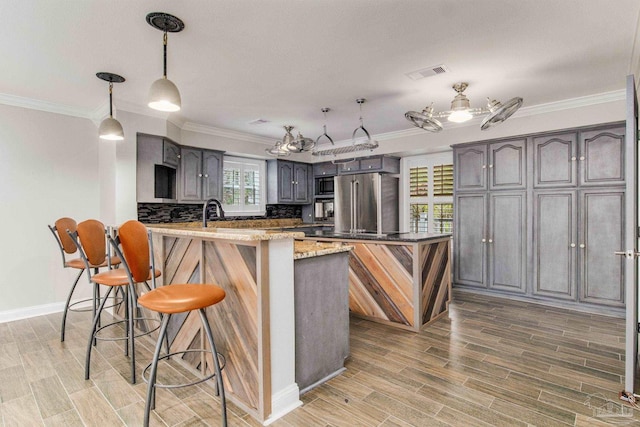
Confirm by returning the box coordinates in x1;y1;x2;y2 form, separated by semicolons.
351;98;378;148
405;82;523;132
146;12;184;112
96;72;125;141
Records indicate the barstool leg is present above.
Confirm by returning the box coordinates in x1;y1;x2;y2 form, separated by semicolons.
128;283;136;384
85;287;113;380
199;309;227;427
60;268;84;342
144;314;171;427
124;286;130;357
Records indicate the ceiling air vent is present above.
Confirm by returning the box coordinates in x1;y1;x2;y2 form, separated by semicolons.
405;64;450;81
248;118;270;125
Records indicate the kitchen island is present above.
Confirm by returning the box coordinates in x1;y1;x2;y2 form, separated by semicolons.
145;224;351;425
300;231;452;332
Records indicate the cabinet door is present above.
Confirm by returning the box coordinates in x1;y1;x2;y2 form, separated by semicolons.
454;144;487;192
162;139;180;167
488;192;526;293
533;132;577;188
579;126;625;186
338;160;360;174
180;148;203;201
293;163;310;203
488;139;526;190
579;189;625;307
453;193;487;287
532;191;577;300
313;162;337;176
278;161;295;202
202;150;223;200
359;157;383;171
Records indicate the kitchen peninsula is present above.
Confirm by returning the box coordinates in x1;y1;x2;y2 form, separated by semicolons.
145;223;352;425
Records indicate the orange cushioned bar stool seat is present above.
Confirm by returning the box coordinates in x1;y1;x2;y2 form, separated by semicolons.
138;284;225;314
48;217;121;342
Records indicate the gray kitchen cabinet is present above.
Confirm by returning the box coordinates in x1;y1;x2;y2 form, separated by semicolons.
454;144;487;192
533;190;577;300
453;193;487;287
488;139;526;190
162;139;180;167
579;125;625;187
136;134;178;203
267;160;311;204
180;147;223;201
337;155;400;175
579;188;625;307
488;192;526;293
313;161;338;177
533;132;578;188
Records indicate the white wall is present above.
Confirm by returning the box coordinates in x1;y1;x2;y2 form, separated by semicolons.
0;104;100;315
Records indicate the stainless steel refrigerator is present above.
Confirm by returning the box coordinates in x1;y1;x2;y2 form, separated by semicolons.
334;173;399;234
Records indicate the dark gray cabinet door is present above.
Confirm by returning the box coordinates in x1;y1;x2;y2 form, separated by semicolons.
180;148;203;201
532;191;577;299
488;192;526;293
453;193;487;287
293;163;310;203
202;150;223;200
533;133;577;188
454;145;487;192
489;139;526;190
579;126;625;186
313;162;337;177
162;139;180;167
579;189;625;307
278;161;295;202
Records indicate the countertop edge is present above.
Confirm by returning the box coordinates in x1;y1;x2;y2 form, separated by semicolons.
148;225;305;241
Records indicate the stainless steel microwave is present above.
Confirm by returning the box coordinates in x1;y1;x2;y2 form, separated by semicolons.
315;176;334;195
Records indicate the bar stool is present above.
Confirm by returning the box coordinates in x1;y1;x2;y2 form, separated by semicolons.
48;217;121;342
68;219;160;384
116;220;227;427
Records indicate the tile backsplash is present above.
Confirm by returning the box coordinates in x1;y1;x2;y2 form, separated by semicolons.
138;203;302;224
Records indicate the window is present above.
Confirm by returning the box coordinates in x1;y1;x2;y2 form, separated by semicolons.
222;156;266;215
403;153;454;234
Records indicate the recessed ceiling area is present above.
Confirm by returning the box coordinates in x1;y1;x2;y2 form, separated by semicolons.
1;0;639;144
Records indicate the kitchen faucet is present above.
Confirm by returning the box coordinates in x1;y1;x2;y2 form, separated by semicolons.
202;198;225;227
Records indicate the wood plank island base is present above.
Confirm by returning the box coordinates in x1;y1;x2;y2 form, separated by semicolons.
301;232;452;332
144;225;352;425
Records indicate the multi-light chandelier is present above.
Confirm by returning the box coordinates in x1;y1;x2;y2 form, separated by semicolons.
405;82;523;132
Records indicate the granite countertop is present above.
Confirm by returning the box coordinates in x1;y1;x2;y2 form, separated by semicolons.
302;230;452;243
148;224;305;241
293;241;353;260
149;218;306;229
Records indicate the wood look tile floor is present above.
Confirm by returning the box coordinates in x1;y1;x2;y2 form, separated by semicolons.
1;291;639;426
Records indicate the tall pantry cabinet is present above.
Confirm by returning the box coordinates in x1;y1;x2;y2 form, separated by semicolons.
453;122;626;313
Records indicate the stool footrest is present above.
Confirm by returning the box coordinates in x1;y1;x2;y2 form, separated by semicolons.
141;350;226;389
93;318;161;342
68;295;124;313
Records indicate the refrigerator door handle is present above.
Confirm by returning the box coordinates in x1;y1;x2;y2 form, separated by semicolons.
353;180;359;232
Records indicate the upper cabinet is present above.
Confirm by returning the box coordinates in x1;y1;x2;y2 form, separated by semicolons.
313;162;338;177
336;155;400;175
267;160;311;204
162;139;181;167
533;132;578;188
579;126;625;187
180;148;224;202
454;139;526;192
136;134;179;203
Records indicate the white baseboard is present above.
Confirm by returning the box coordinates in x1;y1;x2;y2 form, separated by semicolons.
0;298;95;324
263;383;302;426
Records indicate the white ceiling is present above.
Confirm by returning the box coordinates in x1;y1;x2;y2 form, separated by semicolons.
1;0;639;145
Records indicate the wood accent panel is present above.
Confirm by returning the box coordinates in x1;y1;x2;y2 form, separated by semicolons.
420;240;451;325
348;243;414;327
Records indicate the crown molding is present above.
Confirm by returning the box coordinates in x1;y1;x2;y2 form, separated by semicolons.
182;121;274;145
0;92;95;120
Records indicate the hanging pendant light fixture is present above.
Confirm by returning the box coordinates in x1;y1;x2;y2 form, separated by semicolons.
351;98;379;148
405;82;523;132
96;72;125;141
146;12;184;112
313;107;335;153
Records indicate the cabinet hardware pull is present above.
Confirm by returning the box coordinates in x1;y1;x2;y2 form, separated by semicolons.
198;174;203;177
482;165;486;169
579;156;585;161
204;174;209;178
614;250;640;259
488;239;493;243
571;156;576;161
489;164;493;168
177;154;181;159
481;239;486;243
570;243;576;248
579;244;585;248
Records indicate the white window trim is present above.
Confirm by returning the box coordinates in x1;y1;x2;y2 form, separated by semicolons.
400;151;453;233
222;155;266;217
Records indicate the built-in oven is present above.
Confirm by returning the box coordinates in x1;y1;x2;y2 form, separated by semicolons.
315;176;334;196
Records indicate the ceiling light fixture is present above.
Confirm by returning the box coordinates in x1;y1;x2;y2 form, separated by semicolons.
314;107;335;151
405;82;523;132
351;98;379;149
96;72;125;141
146;12;184;112
265;140;291;157
288;131;315;153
